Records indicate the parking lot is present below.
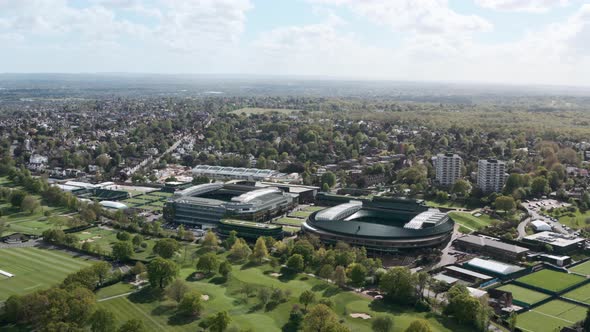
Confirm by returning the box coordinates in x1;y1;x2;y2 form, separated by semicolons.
522;199;575;235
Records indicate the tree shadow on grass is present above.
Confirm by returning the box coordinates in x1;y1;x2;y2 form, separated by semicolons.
278;268;297;282
168;313;199;326
240;261;259;270
368;299;420;314
151;303;177;316
128;287;164;304
312;284;329;292
248;303;264;313
322;285;342;297
209;276;226;285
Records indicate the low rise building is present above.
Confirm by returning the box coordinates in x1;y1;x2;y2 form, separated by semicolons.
453;234;530;262
523;231;585;253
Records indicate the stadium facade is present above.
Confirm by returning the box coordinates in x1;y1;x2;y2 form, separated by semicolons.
302;196;454;252
164;183;296;228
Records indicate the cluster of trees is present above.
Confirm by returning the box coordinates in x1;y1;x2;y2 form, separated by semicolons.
2;262;143;332
443;285;491;331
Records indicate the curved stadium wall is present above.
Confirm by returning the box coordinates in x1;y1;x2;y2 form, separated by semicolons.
302;200;454;252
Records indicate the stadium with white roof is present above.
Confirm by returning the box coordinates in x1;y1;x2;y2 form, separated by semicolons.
164;183;296;227
302;197;454;252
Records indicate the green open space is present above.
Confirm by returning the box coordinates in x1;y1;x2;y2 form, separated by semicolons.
570;261;590;276
302;206;325;212
289;211;313;218
0;201;71;237
496;284;550;306
72;227;160;261
273;217;305;226
550;208;590;229
98;262;472;332
149;192;173;198
562;283;590;305
515;270;585;293
517;300;587;332
448;212;496;231
122;198;149;204
0;247;94;301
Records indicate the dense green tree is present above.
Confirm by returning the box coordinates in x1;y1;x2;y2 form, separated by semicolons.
202;230;219;251
152;238;179;259
404;319;432;332
206;311;231;332
494;195;516;213
250;237;269;264
117;319;145;332
299;290;316;310
286;254;305;272
178;291;204;317
379;267;416;305
348;263;367;287
112;241;134;261
89;308;116;332
166;279;190;303
147;257;179;289
372;315;394;332
197;252;220;274
219;260;232;278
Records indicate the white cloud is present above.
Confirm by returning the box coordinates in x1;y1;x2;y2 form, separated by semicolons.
475;0;570;13
310;0;492;34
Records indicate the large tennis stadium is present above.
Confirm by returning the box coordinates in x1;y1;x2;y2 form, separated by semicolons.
302;196;454;252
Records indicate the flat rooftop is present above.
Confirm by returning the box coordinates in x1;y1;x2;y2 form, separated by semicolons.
444;265;493;280
524;231;585;248
455;234;529;254
465;258;524;276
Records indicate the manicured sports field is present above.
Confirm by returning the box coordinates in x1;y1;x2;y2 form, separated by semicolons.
447;212;496;231
0;247;94;301
517;300;587;332
274;217;304;226
515;269;585;293
562;283;590;305
496;284;549;306
570;261;590;276
98;264;473;332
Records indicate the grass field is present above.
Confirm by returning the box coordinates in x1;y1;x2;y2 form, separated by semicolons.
289;211;313;218
516;270;585;293
0;247;94;301
121;193;168;212
97;263;472;332
570;260;590;276
273;217;304;226
548;208;590;229
448;212;497;232
0;202;71;236
72;227;160;261
517;300;587;332
303;206;325;212
562;283;590;305
230;107;300;115
496;284;550;306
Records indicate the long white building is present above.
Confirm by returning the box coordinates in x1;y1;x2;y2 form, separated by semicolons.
477;159;507;193
432;153;462;187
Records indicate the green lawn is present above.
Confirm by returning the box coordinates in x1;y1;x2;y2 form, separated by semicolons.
516;270;585;293
570;261;590;276
517;300;587;332
72;227;161;261
98;263;473;332
562;283;590;305
495;284;549;306
96;282;136;300
448;212;496;232
302;206;325;212
274;217;305;226
0;247;94;301
0;201;71;236
289;211;313;218
551;209;590;229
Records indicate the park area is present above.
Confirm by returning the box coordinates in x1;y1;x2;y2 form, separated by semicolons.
517;300;587;332
96;261;473;332
447;211;496;233
570;260;590;276
72;226;161;261
495;284;549;307
0;247;94;301
515;269;585;293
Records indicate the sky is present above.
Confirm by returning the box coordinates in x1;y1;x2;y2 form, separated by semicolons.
1;0;590;86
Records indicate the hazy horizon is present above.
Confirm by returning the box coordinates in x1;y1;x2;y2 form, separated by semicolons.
1;1;590;86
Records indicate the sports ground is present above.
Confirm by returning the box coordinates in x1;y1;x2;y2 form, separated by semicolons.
569;260;590;276
121;191;172;212
0;247;94;301
517;300;587;332
562;283;590;305
515;269;585;293
496;284;549;306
